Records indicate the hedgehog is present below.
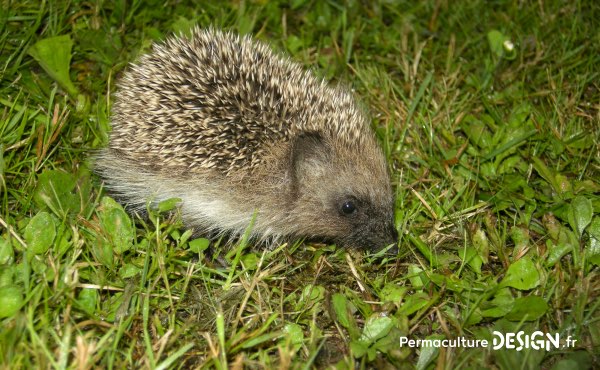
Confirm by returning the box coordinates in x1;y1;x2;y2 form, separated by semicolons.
95;28;398;252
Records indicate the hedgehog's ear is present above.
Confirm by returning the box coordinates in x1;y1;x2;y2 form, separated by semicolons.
291;133;331;184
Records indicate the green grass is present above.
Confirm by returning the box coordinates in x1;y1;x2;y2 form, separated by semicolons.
1;0;599;368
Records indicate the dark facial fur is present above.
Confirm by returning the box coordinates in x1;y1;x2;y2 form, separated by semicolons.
95;28;397;252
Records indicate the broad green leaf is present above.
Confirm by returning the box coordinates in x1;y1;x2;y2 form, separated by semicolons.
379;283;406;304
240;253;258;269
487;30;505;57
551;351;593;370
366;347;377;362
462;115;492;149
546;240;572;266
471;227;490;263
77;288;98;315
505;296;548;321
371;326;403;354
428;273;465;292
98;197;134;254
54;224;72;257
508;104;532;127
480;162;496;178
282;323;304;349
119;263;142;279
498;155;523;175
481;305;512;318
76;28;123;66
552;360;582;370
0;266;14;287
481;288;514;318
510;226;530;258
531;157;560;194
12;262;29;289
157;197;181;212
407;264;425;288
28;35;79;96
555;174;573;195
568;196;593;238
350;340;368;358
0;286;23;318
398;292;430;316
302;284;324;302
285;35;304;54
544;213;562;240
416;334;443;370
464;308;483;326
459;246;483;274
31;257;54;282
332;293;359;338
484;128;537;161
0;236;14;264
487;30;516;59
34;170;84;217
189;238;210;253
500;257;540;290
358;314;393;345
171;16;196;36
24;211;56;255
91;240;114;268
587;217;600;266
294;284;324;311
172;229;193;245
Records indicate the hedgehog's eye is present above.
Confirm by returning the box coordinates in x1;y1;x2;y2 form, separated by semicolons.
341;200;357;215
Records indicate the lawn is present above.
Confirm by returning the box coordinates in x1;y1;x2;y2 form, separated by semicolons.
1;0;599;369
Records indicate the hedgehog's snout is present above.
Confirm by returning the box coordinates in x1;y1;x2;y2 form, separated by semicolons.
369;220;398;255
341;216;398;254
383;222;400;255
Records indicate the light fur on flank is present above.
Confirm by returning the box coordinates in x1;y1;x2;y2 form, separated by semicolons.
95;28;397;251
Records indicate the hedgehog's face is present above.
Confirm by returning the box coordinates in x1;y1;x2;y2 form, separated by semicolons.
289;133;398;253
330;194;398;252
